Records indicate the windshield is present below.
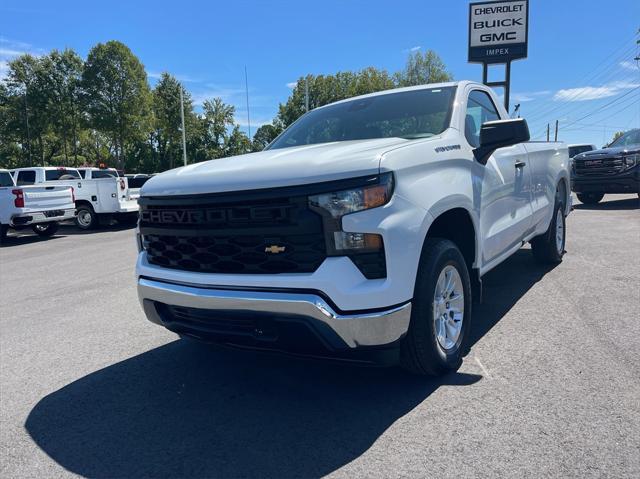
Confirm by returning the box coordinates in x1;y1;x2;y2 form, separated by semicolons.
568;145;593;158
92;170;118;179
609;130;640;148
45;169;81;180
268;87;456;150
0;172;14;187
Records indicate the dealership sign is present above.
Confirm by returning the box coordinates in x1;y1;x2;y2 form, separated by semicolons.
468;0;529;63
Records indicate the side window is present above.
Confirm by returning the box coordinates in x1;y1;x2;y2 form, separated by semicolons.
16;170;36;185
465;90;500;148
78;170;86;179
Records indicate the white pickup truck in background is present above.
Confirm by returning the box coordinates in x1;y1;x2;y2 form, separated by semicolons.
135;81;570;375
11;167;139;229
0;169;75;243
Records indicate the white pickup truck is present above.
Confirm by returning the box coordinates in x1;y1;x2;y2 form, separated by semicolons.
0;169;75;242
11;167;139;229
135;81;570;375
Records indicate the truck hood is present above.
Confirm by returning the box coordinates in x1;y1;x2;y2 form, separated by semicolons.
575;144;640;159
141;137;410;196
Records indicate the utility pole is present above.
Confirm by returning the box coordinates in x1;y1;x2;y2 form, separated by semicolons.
305;77;309;112
554;120;559;142
546;123;550;142
244;66;251;139
179;88;187;167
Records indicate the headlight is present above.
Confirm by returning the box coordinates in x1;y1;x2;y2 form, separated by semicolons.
622;153;639;170
309;172;394;218
309;172;393;257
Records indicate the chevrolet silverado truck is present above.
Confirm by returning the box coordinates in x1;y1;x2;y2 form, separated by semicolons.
135;81;570;375
11;166;139;229
0;169;75;243
571;129;640;204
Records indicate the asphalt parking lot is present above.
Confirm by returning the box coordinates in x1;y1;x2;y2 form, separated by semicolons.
1;194;639;478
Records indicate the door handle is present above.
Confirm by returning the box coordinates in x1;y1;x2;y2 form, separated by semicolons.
515;160;527;169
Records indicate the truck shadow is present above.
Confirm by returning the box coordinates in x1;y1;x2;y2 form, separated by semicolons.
24;249;549;478
573;196;639;211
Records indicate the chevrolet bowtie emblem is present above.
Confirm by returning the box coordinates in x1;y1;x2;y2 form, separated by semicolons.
265;245;286;254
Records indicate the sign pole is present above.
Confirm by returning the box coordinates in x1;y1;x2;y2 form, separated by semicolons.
468;0;529;113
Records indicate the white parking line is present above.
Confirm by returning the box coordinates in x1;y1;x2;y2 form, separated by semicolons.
475;356;492;379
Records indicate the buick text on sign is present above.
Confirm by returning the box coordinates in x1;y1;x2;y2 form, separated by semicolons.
468;0;528;63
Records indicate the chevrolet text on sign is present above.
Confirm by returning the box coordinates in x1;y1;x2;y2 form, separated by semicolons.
468;0;528;63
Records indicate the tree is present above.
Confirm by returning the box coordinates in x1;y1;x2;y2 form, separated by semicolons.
252;123;282;151
225;125;252;156
82;41;152;168
151;73;195;171
276;68;395;129
394;50;452;87
610;131;625;145
41;49;84;163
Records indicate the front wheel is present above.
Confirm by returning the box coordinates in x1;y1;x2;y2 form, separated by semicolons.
577;192;604;204
531;200;566;264
400;238;472;376
32;222;59;237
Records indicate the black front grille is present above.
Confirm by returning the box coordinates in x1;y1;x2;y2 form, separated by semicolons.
139;193;326;274
574;157;624;176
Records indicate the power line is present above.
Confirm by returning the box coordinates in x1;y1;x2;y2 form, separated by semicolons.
561;87;640;130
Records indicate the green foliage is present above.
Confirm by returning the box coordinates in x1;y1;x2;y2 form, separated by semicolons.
610;131;625;144
0;42;452;171
251;123;282;151
82;41;152;168
272;50;451;131
394;50;452;87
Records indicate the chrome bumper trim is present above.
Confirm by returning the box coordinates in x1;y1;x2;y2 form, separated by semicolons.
137;278;412;348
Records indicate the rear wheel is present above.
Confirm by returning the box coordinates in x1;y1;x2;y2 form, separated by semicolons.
75;204;98;230
400;238;472;376
577;192;604;204
31;222;59;237
0;224;8;244
531;199;566;264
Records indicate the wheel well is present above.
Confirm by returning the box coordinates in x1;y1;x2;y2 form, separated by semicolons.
425;208;476;269
557;178;567;204
75;200;93;210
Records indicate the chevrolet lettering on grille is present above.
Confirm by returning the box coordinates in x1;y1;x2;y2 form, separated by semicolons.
141;205;294;225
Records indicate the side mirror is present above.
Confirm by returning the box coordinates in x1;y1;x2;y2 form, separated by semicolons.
474;118;530;165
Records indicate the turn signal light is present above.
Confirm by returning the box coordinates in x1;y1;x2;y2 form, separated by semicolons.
12;189;24;208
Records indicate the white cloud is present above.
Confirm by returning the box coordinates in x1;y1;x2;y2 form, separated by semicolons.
286;81;297;89
409;45;421;52
553;80;640;102
512;90;550;102
620;60;639;71
0;38;45;79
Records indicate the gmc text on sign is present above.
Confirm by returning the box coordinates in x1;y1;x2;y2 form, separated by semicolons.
468;0;528;63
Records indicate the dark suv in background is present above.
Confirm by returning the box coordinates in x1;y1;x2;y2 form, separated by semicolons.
571;129;640;204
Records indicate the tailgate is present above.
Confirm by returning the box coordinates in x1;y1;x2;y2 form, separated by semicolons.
22;186;74;210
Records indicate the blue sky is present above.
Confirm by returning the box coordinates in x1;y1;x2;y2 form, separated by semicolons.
1;0;639;146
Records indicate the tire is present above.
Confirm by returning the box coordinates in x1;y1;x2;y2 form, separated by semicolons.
577;192;604;205
531;199;566;264
400;238;472;376
31;222;59;237
75;204;98;230
0;224;8;244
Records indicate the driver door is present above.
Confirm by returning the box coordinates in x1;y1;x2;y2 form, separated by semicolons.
464;89;534;268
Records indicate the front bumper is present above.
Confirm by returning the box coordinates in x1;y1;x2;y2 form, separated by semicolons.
137;277;411;353
571;167;640;194
11;208;76;227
